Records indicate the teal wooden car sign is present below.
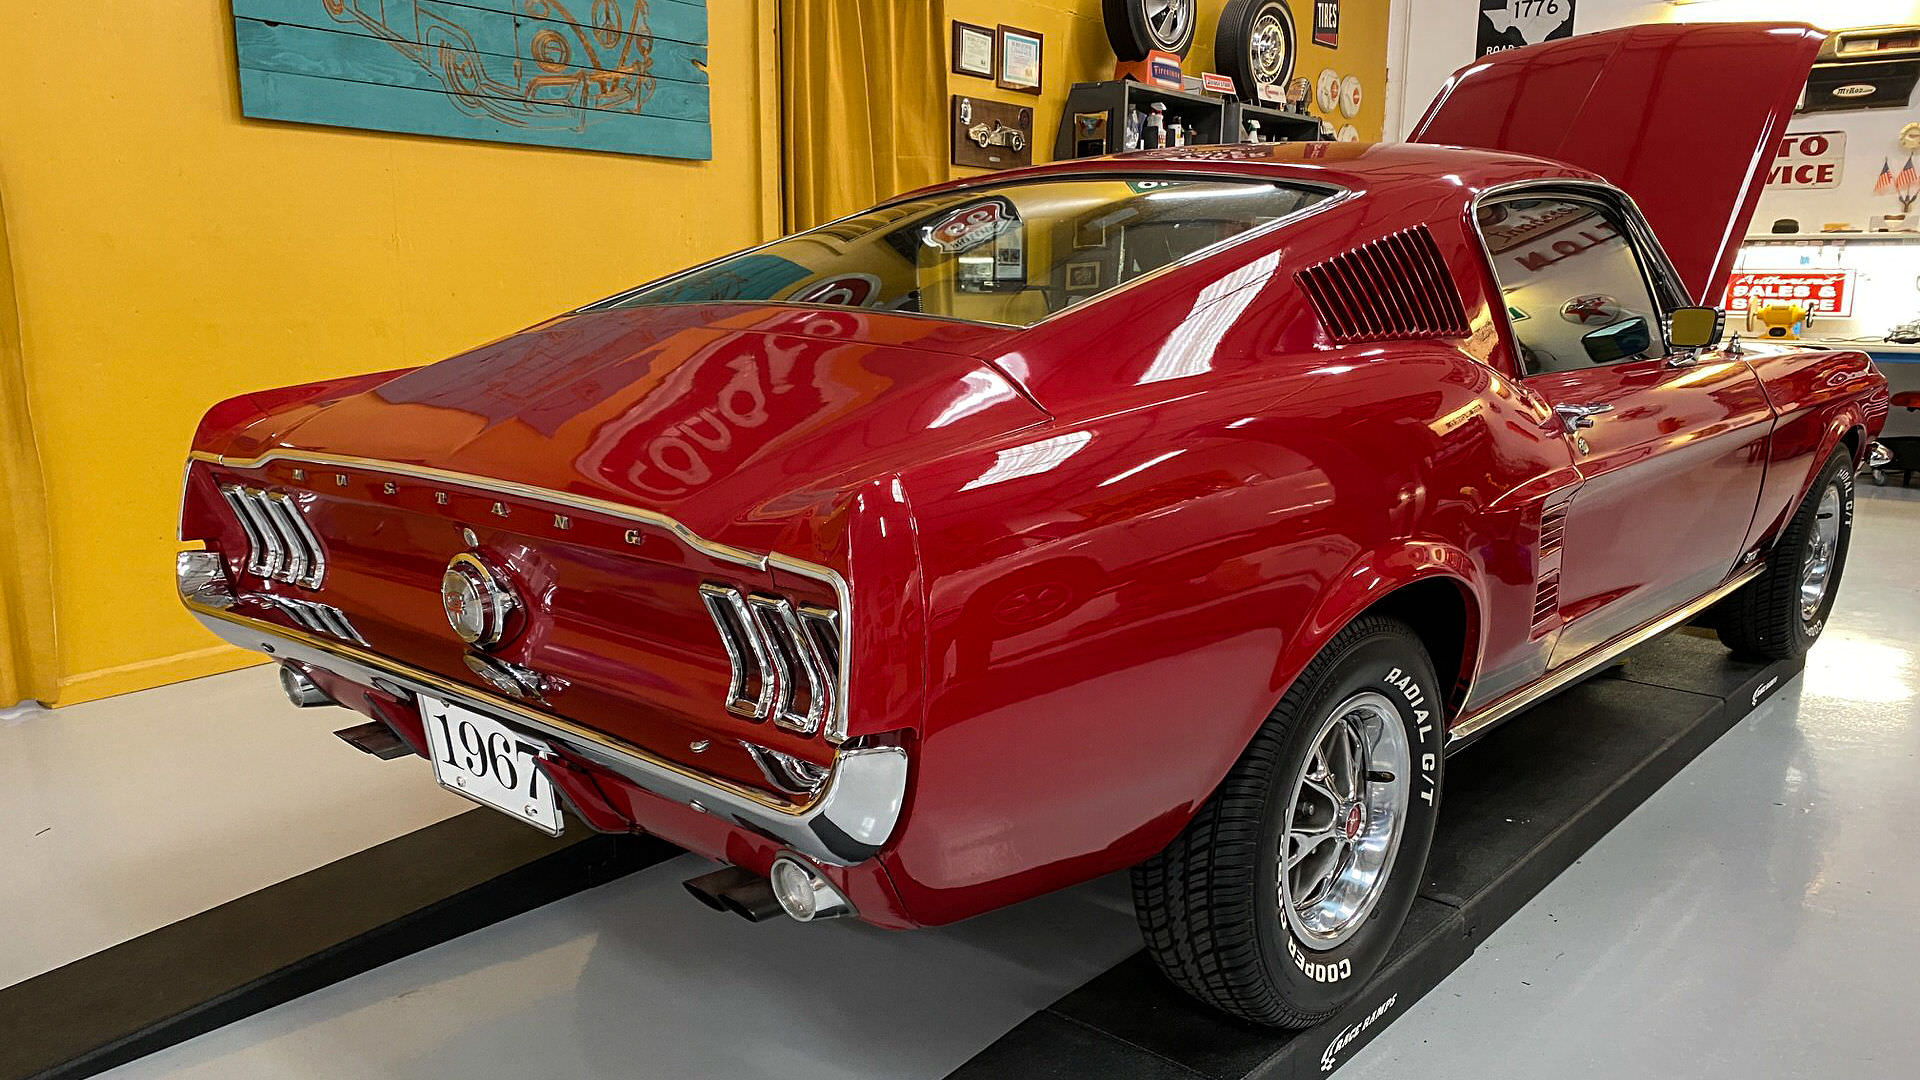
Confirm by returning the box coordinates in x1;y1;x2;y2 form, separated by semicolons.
232;0;711;160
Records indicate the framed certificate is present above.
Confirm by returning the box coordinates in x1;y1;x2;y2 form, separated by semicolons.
996;26;1043;94
952;21;995;79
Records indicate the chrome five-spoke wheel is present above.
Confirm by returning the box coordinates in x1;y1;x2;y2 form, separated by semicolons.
1800;478;1843;625
1250;11;1288;83
1278;691;1410;949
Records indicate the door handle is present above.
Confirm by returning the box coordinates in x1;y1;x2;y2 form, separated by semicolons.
1552;403;1613;435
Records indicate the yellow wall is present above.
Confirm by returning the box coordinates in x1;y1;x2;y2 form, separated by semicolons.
0;1;780;705
941;0;1388;177
0;0;1389;707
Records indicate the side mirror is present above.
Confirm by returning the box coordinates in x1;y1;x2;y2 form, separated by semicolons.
1581;317;1653;364
1667;306;1725;350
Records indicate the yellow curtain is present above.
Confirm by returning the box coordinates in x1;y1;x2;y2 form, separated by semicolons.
0;185;58;706
780;0;947;232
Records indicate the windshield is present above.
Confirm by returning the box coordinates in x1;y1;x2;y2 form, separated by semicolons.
596;176;1334;328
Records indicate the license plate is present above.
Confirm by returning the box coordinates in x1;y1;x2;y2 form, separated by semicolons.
420;695;563;835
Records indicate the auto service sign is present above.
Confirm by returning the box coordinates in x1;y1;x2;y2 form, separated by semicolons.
1725;270;1854;317
1767;131;1845;190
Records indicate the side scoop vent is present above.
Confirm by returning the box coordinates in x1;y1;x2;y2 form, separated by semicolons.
699;584;842;740
1296;225;1471;343
1532;503;1569;635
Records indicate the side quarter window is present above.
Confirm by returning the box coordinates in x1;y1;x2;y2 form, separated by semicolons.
1477;196;1669;377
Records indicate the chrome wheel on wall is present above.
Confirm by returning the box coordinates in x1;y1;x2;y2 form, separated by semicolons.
1133;616;1444;1028
1717;446;1856;660
1279;692;1411;949
1215;0;1297;101
1104;0;1198;61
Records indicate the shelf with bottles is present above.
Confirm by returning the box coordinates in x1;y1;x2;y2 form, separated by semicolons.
1222;101;1325;147
1054;80;1325;160
1056;82;1220;158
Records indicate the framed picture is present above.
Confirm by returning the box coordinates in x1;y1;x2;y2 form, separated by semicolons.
952;21;995;79
1065;261;1101;291
996;26;1043;94
1073;216;1107;249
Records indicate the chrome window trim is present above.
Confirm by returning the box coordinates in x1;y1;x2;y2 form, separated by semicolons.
579;172;1353;331
178;595;904;866
1467;178;1698;378
189;448;856;743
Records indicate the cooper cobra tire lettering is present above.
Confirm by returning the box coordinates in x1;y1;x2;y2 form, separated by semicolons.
1287;936;1353;982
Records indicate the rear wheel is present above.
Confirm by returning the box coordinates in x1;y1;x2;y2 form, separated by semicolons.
1132;616;1444;1027
1717;447;1854;660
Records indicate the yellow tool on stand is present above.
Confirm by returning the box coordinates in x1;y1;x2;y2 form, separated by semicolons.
1751;300;1812;339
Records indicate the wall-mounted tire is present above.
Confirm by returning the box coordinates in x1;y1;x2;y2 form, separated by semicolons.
1104;0;1198;61
1215;0;1297;101
1132;614;1445;1027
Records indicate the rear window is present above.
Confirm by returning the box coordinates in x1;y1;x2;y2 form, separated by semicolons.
596;176;1333;328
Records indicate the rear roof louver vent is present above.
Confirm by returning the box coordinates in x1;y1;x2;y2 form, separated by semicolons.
1296;225;1471;343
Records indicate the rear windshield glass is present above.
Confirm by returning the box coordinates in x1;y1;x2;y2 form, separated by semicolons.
597;177;1333;328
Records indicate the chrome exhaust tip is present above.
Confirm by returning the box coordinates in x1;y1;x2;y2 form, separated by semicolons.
769;854;856;922
683;865;758;913
279;663;335;708
686;866;784;921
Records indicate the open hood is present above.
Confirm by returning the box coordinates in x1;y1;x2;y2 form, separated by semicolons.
1409;22;1826;304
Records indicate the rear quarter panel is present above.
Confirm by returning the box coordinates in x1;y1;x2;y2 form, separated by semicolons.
878;242;1576;923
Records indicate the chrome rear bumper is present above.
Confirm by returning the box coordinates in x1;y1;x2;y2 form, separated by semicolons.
183;601;907;866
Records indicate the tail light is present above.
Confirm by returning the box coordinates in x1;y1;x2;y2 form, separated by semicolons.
220;486;327;588
699;583;843;740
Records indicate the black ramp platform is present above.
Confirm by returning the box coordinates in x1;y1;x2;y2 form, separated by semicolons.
0;810;676;1080
946;630;1802;1080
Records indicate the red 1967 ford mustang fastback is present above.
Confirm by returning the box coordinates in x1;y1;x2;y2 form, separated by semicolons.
177;24;1886;1025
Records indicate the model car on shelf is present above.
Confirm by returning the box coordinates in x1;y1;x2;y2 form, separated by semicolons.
176;23;1885;1027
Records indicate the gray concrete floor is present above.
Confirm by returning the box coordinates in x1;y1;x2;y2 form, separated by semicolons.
17;487;1915;1079
2;667;467;987
1343;483;1920;1078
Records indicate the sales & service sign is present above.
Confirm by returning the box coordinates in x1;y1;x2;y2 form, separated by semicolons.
1725;270;1854;317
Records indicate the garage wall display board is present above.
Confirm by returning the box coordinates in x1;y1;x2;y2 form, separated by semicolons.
1477;0;1576;58
231;0;713;159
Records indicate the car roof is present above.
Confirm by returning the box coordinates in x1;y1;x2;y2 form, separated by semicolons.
895;141;1608;206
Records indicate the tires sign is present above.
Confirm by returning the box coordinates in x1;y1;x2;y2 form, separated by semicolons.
1767;131;1845;190
1313;1;1339;48
1477;0;1575;58
1725;270;1855;317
